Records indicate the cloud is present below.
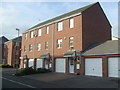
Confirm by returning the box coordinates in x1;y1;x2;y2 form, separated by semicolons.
0;2;119;39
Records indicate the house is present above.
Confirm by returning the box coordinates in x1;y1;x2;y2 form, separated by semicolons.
0;36;9;64
82;40;120;77
20;2;111;75
4;36;22;67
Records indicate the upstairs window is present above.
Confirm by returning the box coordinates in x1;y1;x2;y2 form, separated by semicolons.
46;27;49;34
30;31;34;38
38;29;42;36
69;37;74;47
45;42;48;50
29;44;33;52
57;39;62;48
37;43;41;51
70;18;74;28
24;46;26;52
15;42;20;46
57;22;63;31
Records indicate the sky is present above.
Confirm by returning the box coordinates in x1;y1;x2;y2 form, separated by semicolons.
0;0;119;39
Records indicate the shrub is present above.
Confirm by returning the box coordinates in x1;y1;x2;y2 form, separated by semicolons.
15;67;52;76
0;64;13;68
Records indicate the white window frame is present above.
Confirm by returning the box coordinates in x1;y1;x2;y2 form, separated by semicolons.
30;31;34;38
70;18;74;28
69;37;74;47
57;39;62;48
45;42;48;50
37;43;41;51
25;33;27;39
46;27;49;34
38;29;42;36
57;22;63;31
29;44;33;52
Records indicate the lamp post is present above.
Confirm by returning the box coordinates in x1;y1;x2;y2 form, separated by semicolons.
15;28;20;73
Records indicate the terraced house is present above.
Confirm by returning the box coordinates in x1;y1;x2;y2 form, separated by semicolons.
20;2;112;76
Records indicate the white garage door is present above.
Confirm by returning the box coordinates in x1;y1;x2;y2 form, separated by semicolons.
85;58;102;77
28;59;34;68
108;57;120;77
56;58;66;73
36;59;43;69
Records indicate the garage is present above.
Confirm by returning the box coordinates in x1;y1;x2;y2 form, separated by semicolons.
28;59;34;68
85;58;102;77
55;58;66;73
36;59;43;69
108;57;120;77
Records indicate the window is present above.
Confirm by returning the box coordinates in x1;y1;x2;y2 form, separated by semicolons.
46;27;49;34
57;39;62;48
29;45;33;52
45;42;48;50
38;29;42;36
24;46;26;52
15;42;19;46
57;22;63;31
70;18;74;28
15;51;19;55
69;37;74;47
30;31;34;38
25;33;27;39
37;43;41;51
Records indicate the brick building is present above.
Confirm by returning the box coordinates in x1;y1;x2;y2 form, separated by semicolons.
4;36;22;67
0;36;9;64
20;2;112;76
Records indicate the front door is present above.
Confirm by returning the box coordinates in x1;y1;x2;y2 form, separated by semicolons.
69;58;74;73
45;59;48;69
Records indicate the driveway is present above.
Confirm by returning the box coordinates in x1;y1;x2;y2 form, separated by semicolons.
23;72;119;88
2;68;120;88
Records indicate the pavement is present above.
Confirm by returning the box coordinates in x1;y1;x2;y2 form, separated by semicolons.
1;68;120;89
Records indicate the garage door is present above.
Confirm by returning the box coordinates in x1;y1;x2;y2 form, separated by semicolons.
108;57;120;77
28;59;34;68
85;58;102;77
36;59;43;69
55;58;66;73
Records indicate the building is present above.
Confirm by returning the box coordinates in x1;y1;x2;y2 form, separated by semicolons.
82;40;120;78
20;2;111;75
0;36;9;64
4;36;22;67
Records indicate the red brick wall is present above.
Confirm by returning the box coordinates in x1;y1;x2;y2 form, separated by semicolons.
82;3;111;50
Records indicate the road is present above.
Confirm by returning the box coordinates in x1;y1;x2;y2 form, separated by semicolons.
1;68;64;89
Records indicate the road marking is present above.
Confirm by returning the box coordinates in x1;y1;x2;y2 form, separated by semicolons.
1;77;36;88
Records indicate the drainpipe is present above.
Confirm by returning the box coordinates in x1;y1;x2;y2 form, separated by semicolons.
33;30;37;69
52;23;55;71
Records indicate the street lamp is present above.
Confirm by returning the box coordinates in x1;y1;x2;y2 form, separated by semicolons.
15;28;20;73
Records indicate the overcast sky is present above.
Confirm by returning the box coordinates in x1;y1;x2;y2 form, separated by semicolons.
0;1;119;39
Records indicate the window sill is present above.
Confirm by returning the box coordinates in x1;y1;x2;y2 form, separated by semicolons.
57;48;62;49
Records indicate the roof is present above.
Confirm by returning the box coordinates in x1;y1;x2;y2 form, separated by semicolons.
25;2;98;32
0;36;9;44
83;40;120;55
5;36;22;43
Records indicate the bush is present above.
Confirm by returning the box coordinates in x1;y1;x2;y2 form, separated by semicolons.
15;67;52;76
0;64;13;68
